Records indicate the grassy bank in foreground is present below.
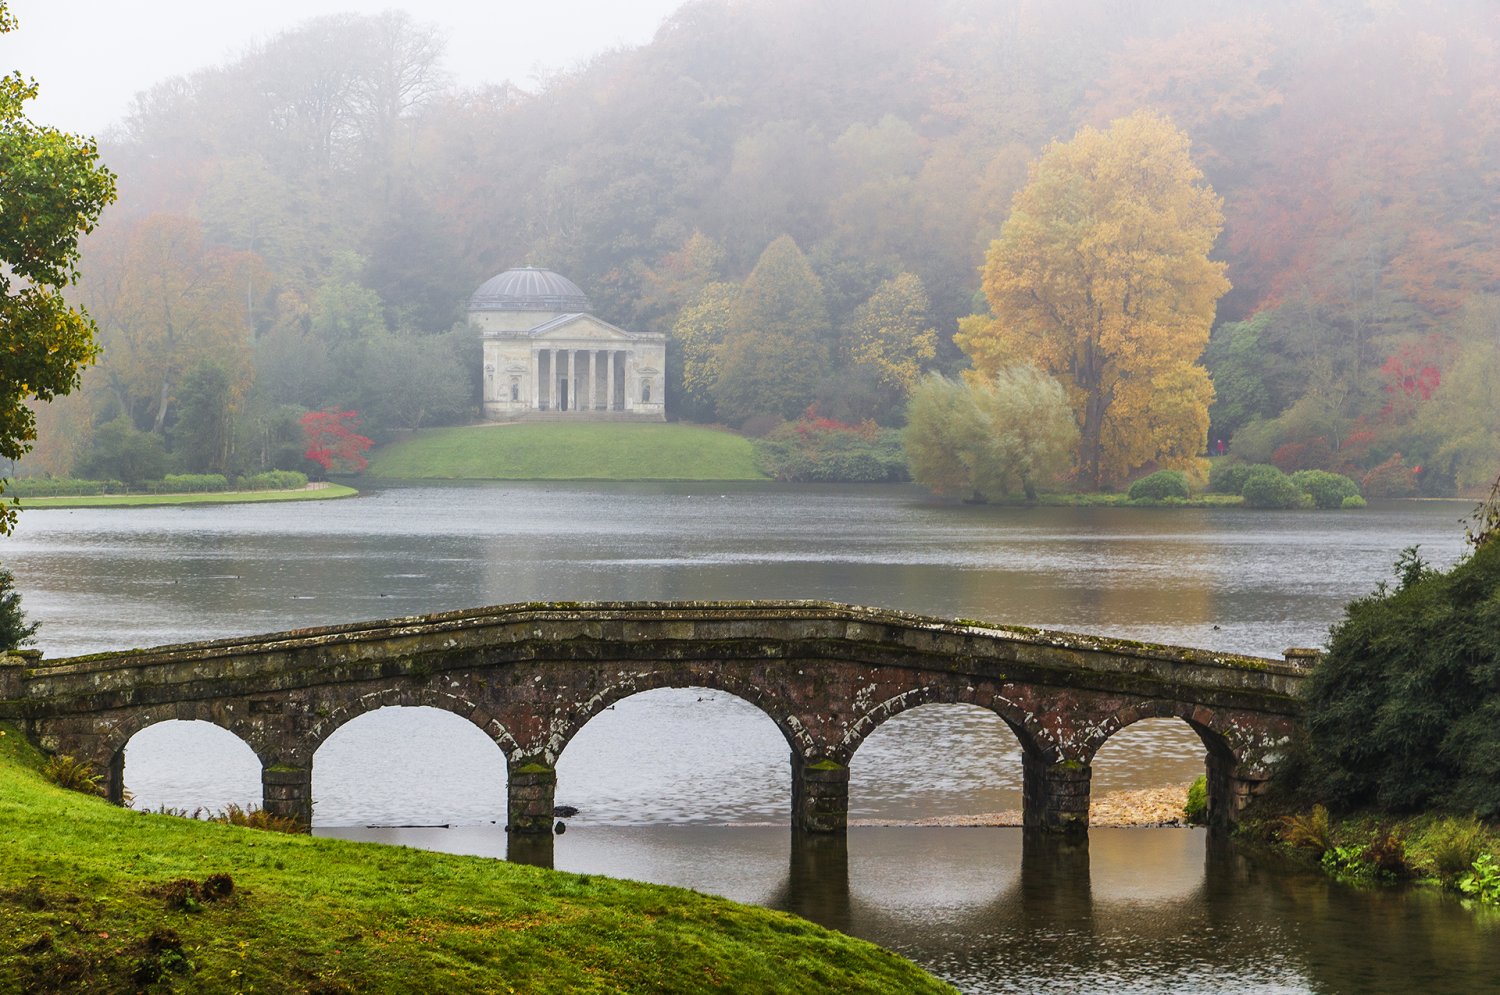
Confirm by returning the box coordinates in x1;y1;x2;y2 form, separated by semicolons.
17;485;358;510
0;726;950;995
367;423;767;480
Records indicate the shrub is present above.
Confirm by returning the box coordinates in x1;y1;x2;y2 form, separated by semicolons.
1290;469;1361;509
1429;817;1489;885
1459;854;1500;904
1207;461;1276;495
1183;775;1208;825
211;803;304;834
41;754;104;796
162;473;229;493
1361;832;1411;880
1280;805;1334;853
1128;470;1190;501
239;470;308;491
755;417;907;482
1361;453;1419;498
1241;465;1303;508
1299;539;1500;818
1341;495;1367;509
5;477;110;497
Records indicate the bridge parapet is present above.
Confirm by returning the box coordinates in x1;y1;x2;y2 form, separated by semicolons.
6;601;1306;835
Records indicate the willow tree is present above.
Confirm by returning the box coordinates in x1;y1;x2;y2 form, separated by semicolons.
956;111;1228;490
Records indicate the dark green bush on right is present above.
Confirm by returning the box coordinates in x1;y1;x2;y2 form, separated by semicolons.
1128;470;1190;501
1299;540;1500;818
1241;465;1302;508
1291;469;1361;509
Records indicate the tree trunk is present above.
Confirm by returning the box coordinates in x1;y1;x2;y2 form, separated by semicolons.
152;378;172;435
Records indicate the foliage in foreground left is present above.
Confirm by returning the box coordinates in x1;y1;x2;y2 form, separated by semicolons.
0;2;117;532
0;723;953;994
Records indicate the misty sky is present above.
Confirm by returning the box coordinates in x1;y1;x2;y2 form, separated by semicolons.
3;0;683;136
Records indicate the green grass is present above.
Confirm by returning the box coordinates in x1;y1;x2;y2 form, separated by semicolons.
17;485;358;510
366;423;768;481
0;724;951;994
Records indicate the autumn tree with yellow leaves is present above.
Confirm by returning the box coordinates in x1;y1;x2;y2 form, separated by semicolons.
956;111;1228;490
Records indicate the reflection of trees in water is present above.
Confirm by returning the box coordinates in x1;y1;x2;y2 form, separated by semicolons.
767;829;1496;995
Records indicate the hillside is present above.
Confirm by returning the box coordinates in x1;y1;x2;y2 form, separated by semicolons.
0;723;951;994
20;0;1500;495
365;422;767;480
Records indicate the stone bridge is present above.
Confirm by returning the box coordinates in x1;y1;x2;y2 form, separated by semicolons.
0;602;1309;834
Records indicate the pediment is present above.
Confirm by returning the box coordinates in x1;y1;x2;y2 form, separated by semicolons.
531;313;637;341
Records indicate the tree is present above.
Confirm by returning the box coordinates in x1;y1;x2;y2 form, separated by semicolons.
956;111;1228;490
77;417;168;485
712;235;832;425
0;2;117;531
0;564;38;650
843;272;938;396
903;367;1077;502
301;410;373;474
80;214;261;434
670;281;739;421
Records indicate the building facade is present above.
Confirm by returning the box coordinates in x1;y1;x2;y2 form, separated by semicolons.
473;268;666;421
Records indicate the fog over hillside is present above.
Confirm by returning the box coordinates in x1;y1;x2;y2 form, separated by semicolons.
18;0;1500;496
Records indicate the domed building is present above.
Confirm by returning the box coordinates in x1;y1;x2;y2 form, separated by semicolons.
471;267;666;421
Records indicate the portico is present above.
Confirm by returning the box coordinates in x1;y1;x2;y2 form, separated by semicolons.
471;267;666;420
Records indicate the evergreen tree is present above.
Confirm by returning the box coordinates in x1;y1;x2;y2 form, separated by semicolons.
0;565;38;650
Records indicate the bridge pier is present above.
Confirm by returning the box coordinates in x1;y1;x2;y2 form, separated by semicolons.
508;759;557;834
1207;754;1273;829
262;765;313;828
103;751;126;807
791;753;849;833
1022;753;1091;834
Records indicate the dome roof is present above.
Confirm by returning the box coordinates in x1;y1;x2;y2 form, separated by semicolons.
468;267;591;313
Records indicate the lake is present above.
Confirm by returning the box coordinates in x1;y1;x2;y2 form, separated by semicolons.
5;483;1488;993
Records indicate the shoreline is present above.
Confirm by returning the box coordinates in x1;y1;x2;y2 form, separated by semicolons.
848;786;1193;829
17;482;359;509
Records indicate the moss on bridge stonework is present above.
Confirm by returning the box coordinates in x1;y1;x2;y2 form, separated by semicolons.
1;602;1305;834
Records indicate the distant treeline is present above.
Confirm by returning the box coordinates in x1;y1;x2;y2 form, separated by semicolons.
23;0;1500;494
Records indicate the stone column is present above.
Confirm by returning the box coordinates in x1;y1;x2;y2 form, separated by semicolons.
555;349;567;412
530;347;541;411
1206;753;1271;829
579;349;592;411
262;764;313;830
605;350;616;412
508;759;557;834
103;750;127;806
791;752;849;833
1022;752;1090;834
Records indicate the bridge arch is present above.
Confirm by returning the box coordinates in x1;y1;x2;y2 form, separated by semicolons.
1079;700;1240;768
100;702;262;764
839;686;1049;764
300;682;520;768
539;665;807;765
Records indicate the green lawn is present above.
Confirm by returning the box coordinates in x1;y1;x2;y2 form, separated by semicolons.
367;422;768;481
0;723;952;994
17;484;359;510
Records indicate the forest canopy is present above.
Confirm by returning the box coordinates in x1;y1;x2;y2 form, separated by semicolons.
17;0;1500;496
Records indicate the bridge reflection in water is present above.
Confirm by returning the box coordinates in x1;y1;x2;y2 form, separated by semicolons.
2;601;1307;835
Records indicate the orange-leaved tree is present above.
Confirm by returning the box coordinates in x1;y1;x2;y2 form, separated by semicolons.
956;111;1228;490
